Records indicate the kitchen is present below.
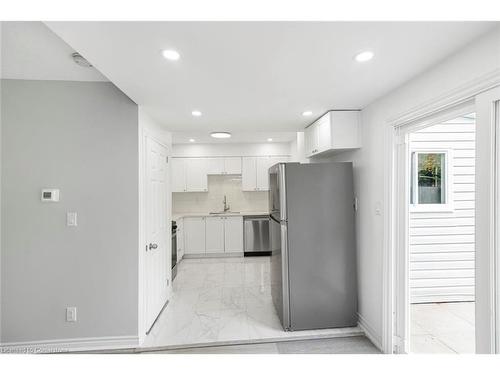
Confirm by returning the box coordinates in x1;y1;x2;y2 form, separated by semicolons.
141;110;362;348
2;19;497;356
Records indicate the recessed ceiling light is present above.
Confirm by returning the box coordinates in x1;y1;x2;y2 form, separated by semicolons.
189;138;195;143
191;110;202;117
162;49;180;61
210;132;231;139
354;50;374;62
267;138;273;142
302;111;313;117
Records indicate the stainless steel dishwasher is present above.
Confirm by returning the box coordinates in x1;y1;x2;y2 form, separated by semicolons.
244;215;270;256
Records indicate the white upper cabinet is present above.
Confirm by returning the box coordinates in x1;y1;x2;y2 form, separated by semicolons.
304;110;361;158
205;216;225;253
224;157;242;174
224;216;243;253
206;158;225;175
206;157;242;175
185;158;208;192
171;158;187;193
242;157;257;191
172;158;208;192
174;155;287;192
256;157;271;191
243;156;288;191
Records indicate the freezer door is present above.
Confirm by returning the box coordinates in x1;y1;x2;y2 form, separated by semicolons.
270;214;290;330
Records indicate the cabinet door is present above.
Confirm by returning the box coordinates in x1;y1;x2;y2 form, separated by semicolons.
242;157;257;191
304;124;316;157
205;217;225;253
224;157;242;174
185;158;208;192
206;158;225;175
183;217;206;254
317;115;332;152
171;158;186;192
224;216;243;253
256;157;273;191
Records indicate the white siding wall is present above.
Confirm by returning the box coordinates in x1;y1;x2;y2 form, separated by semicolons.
409;116;475;303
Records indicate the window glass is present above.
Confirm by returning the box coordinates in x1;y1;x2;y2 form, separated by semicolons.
416;153;446;204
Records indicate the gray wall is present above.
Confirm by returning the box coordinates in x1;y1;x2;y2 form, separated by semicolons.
1;80;139;343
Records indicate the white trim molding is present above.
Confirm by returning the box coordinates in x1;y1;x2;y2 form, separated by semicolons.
358;313;383;352
0;335;139;354
383;70;500;355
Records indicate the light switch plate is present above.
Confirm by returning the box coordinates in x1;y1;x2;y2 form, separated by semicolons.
66;307;77;322
67;212;77;227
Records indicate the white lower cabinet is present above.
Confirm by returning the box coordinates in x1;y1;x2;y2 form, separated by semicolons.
183;217;206;254
224;216;244;253
182;215;243;255
205;217;225;253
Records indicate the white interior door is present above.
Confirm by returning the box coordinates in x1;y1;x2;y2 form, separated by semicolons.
145;136;170;332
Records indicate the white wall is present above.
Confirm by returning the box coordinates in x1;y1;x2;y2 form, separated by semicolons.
173;142;290;158
1;80;139;346
409;117;476;303
313;27;500;346
0;22;3;340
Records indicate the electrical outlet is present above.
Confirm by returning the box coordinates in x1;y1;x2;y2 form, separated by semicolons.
66;307;77;322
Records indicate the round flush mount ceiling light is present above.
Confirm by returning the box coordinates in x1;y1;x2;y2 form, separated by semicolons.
354;50;374;62
210;132;232;139
302;111;313;117
72;52;93;68
267;138;273;142
162;49;181;61
191;110;202;117
189;138;195;143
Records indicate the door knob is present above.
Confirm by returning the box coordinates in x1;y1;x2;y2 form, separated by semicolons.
149;243;158;250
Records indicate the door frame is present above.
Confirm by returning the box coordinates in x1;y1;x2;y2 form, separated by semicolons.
382;72;500;354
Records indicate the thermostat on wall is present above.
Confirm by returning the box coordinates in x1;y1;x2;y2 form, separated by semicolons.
41;189;60;202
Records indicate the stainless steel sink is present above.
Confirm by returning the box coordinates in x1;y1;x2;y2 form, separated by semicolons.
209;211;240;215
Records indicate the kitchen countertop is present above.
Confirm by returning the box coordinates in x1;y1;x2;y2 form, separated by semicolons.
173;211;269;220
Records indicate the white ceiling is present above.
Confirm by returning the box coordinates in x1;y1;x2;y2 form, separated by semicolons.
172;131;296;144
38;22;497;135
1;22;107;82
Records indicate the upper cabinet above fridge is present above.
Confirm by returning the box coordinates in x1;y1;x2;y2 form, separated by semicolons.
304;110;361;158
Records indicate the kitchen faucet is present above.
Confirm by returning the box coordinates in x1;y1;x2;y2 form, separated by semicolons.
223;195;230;212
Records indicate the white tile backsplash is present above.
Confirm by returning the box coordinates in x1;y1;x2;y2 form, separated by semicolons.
173;175;269;213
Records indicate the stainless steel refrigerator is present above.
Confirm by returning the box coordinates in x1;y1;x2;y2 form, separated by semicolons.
269;162;357;331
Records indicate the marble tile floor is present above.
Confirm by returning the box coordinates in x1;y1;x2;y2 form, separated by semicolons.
142;257;363;350
410;302;475;354
148;336;380;354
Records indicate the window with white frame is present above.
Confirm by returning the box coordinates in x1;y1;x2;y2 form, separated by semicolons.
410;150;453;210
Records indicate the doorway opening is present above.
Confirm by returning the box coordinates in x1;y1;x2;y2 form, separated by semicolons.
407;112;476;353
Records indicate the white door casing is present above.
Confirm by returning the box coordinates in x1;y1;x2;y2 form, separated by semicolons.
145;137;170;332
475;86;500;353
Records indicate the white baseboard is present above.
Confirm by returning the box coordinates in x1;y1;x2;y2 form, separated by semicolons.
0;335;139;353
357;313;383;352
